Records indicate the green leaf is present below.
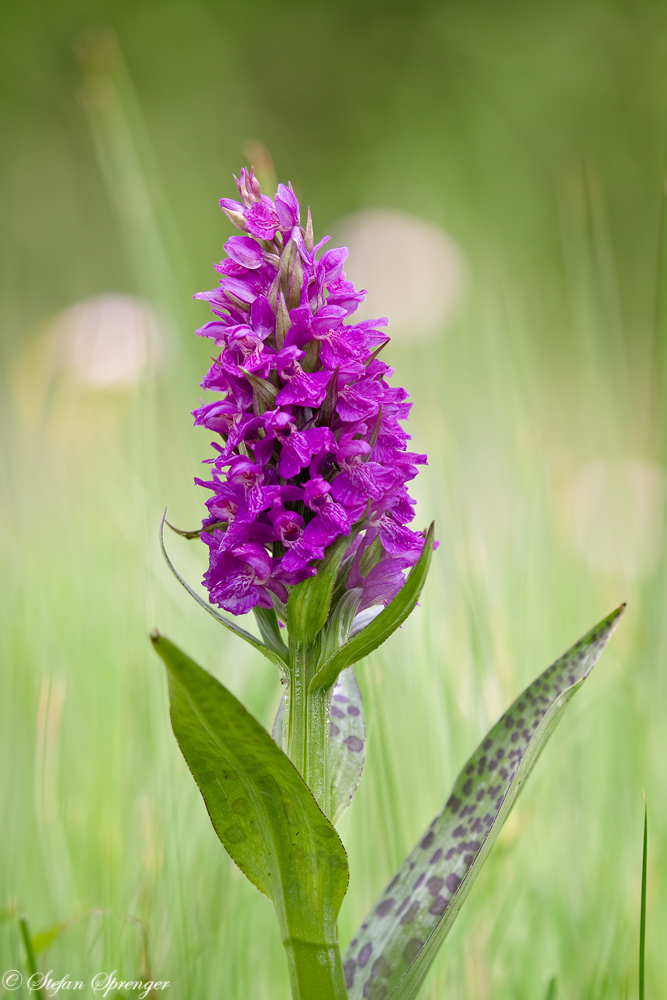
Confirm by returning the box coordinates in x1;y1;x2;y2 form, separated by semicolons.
273;666;367;825
321;589;363;665
151;633;349;994
343;604;625;1000
253;606;289;663
159;511;287;673
287;532;359;647
328;667;366;824
312;523;435;691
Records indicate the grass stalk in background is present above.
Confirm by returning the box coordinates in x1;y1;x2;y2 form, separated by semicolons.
639;794;648;1000
19;916;44;1000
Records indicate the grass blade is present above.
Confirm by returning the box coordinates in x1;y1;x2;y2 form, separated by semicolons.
639;793;648;1000
343;605;625;1000
18;916;44;1000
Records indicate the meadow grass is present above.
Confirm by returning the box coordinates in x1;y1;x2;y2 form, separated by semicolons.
2;2;666;997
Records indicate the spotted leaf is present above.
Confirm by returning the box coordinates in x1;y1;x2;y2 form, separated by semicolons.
343;605;625;1000
273;666;366;824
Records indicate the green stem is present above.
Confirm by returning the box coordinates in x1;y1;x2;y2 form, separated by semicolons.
282;642;345;999
283;937;348;1000
285;639;331;817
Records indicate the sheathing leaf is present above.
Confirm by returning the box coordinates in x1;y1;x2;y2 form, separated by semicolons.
151;635;349;956
329;667;367;823
273;666;367;824
343;605;625;1000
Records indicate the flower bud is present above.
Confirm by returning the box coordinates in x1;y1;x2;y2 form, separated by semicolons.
234;166;262;207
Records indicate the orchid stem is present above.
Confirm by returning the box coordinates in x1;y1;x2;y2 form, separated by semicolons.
282;938;348;1000
285;639;331;818
282;640;344;1000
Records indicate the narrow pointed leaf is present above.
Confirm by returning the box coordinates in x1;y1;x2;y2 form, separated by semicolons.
239;366;279;407
343;605;625;1000
287;531;360;647
165;518;224;539
253;606;289;664
275;289;290;349
152;634;349;981
312;523;435;691
321;588;364;664
305;206;315;253
159;512;286;671
317;366;339;427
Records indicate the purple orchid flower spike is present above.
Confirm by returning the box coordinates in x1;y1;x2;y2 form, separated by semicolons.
192;170;434;619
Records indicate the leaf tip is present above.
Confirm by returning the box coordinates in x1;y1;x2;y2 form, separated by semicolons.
606;602;627;631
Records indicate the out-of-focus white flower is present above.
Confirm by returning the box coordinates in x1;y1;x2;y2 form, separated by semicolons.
49;293;164;388
331;209;467;342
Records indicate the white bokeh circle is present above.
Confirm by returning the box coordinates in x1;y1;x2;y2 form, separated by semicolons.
330;209;468;342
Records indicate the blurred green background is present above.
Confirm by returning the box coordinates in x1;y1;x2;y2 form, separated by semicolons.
2;0;666;996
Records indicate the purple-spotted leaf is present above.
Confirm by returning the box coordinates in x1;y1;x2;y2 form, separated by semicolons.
329;667;366;823
273;666;366;824
343;605;625;1000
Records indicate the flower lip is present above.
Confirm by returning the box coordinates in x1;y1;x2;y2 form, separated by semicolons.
303;476;332;510
271;508;306;546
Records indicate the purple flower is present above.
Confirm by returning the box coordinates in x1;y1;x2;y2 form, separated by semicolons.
192;170;431;617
